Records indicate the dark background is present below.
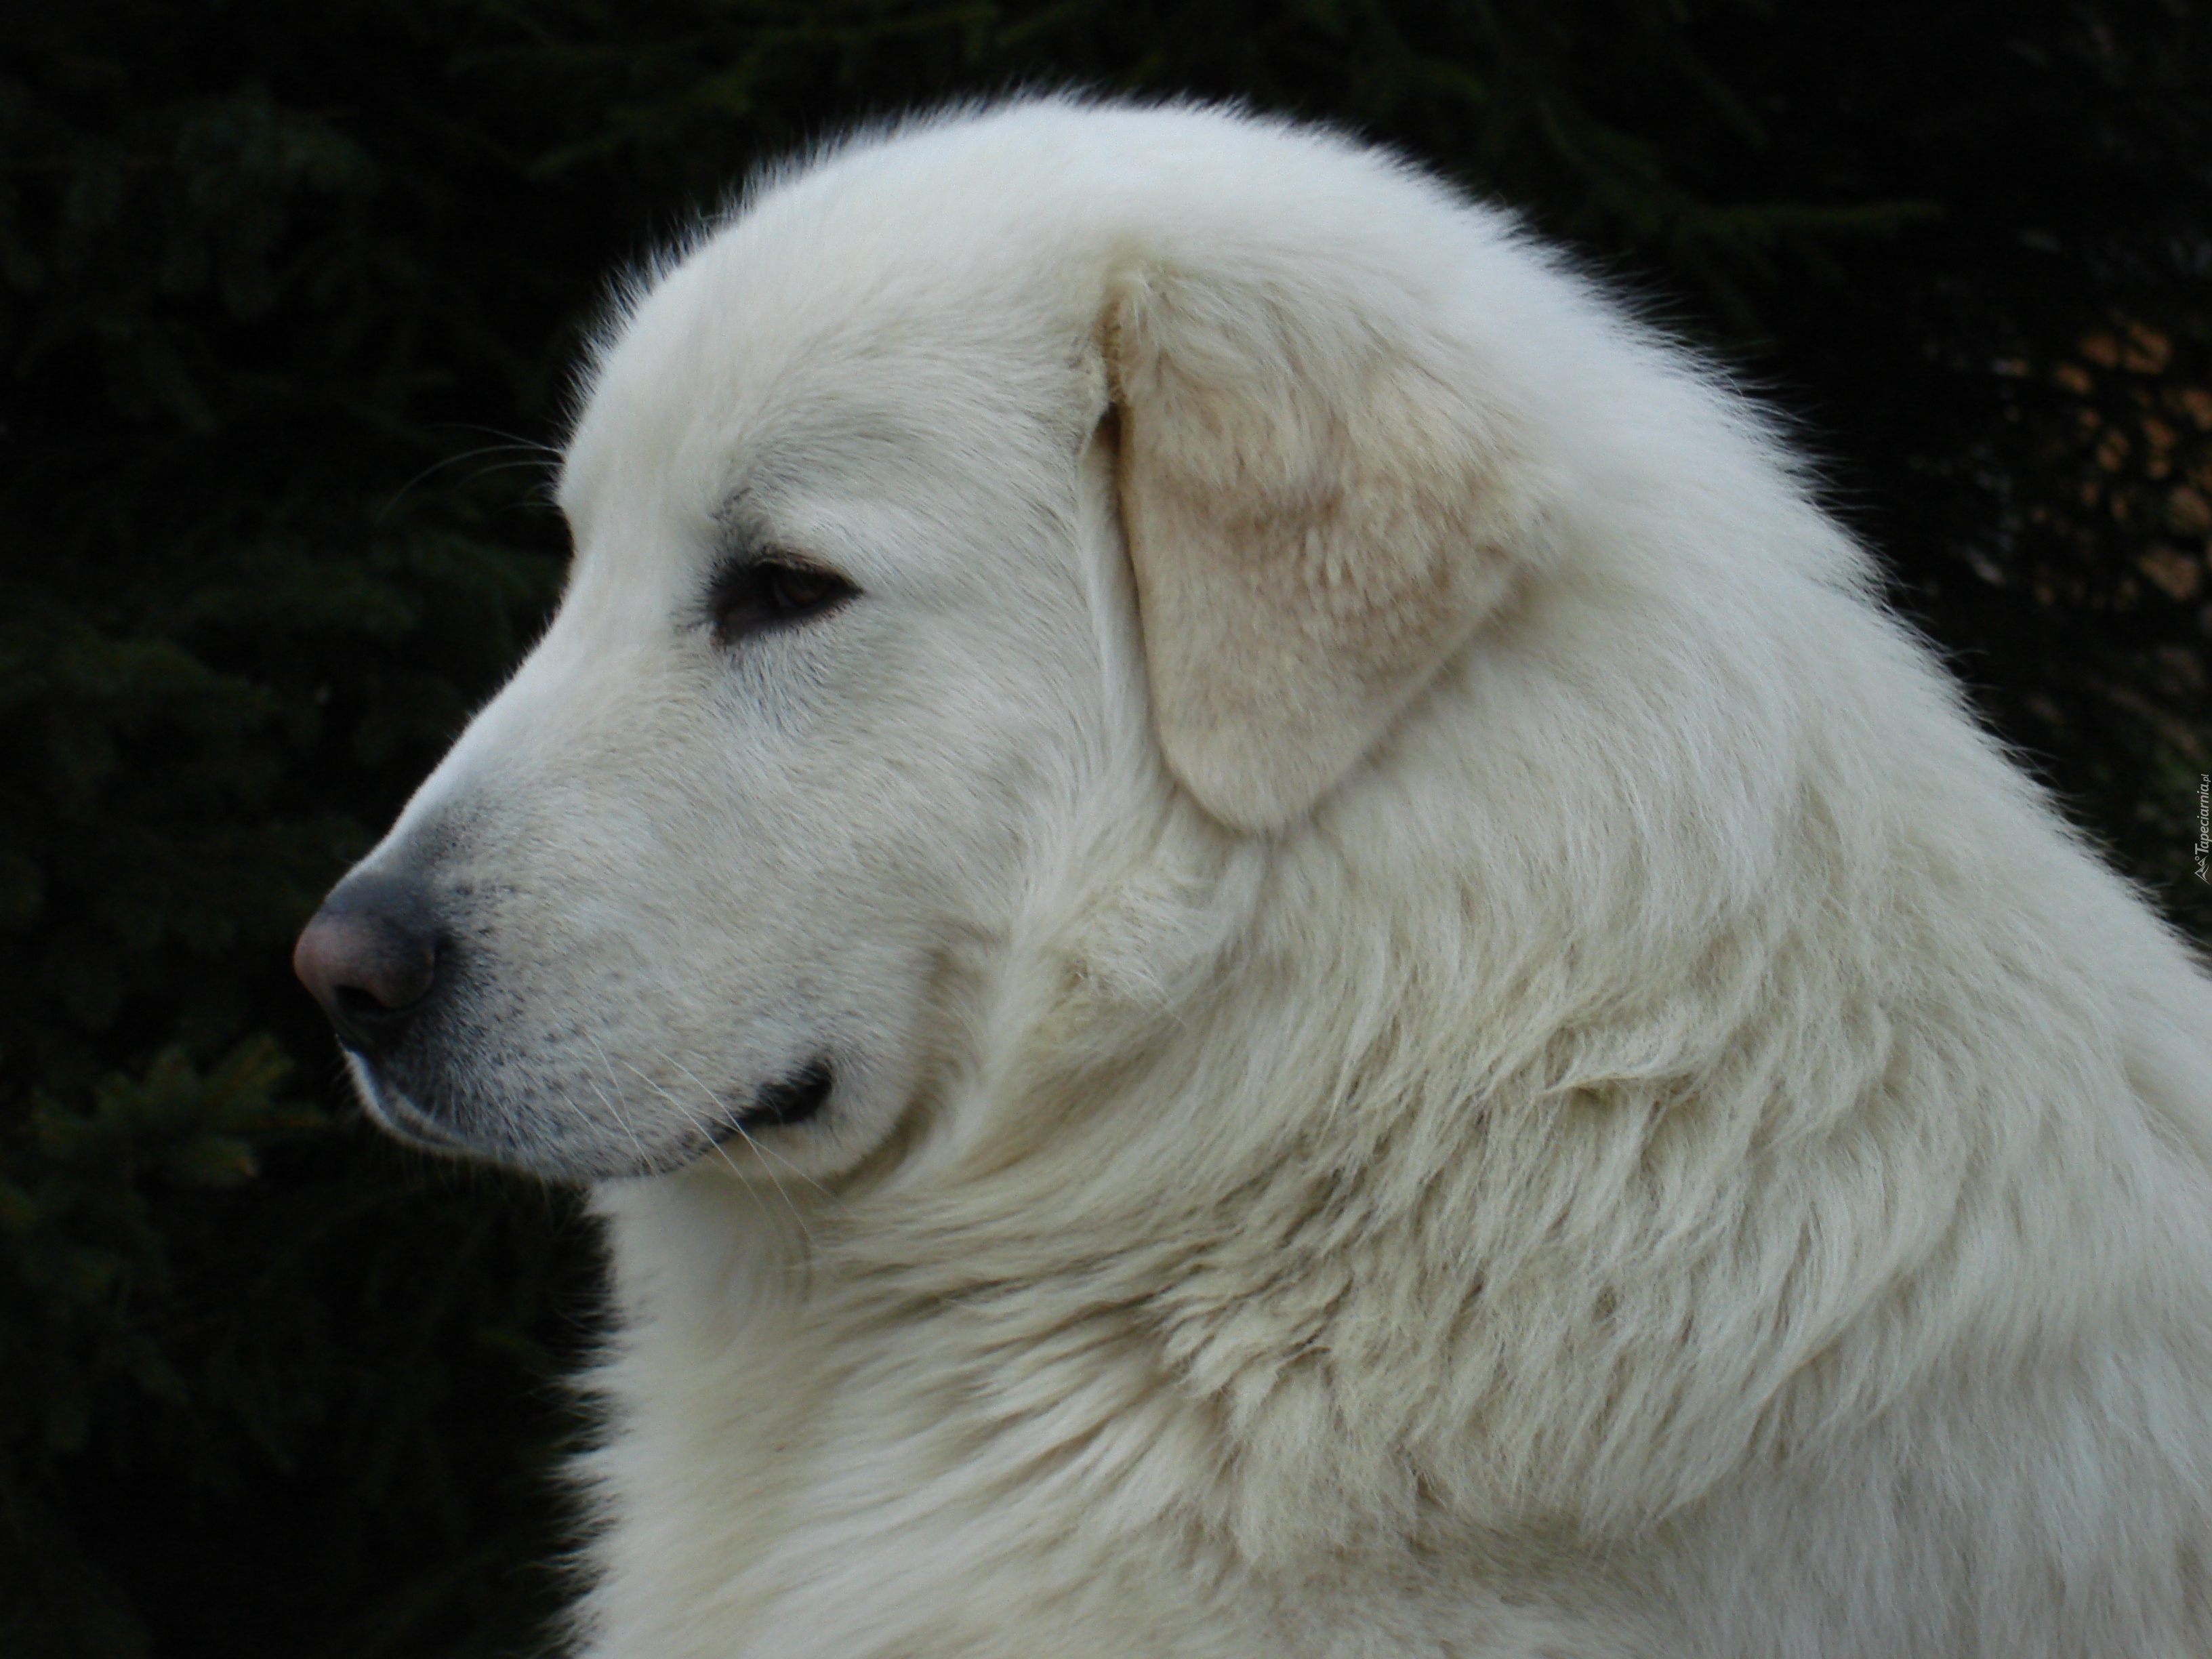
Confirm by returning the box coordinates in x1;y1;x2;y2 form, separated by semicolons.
3;2;2207;1654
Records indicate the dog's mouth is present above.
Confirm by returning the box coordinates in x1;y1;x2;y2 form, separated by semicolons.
718;1058;835;1135
348;1028;837;1178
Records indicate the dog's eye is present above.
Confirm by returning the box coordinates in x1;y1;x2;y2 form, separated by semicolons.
709;558;859;645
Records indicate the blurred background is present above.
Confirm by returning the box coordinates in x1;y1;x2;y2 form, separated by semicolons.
2;1;2207;1654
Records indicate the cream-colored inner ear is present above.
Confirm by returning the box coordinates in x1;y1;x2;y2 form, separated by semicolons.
1105;271;1536;834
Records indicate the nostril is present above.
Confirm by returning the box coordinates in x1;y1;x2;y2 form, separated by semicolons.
333;938;436;1015
335;981;408;1021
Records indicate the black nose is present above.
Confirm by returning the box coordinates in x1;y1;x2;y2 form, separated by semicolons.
293;872;444;1058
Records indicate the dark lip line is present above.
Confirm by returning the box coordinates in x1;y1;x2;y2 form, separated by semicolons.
716;1059;835;1136
348;1048;835;1179
644;1061;836;1179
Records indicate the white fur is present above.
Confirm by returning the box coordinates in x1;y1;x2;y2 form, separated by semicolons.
353;100;2212;1656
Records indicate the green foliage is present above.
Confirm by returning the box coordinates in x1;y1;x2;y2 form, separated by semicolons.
2;9;587;1654
0;1;2204;1654
3;1040;302;1659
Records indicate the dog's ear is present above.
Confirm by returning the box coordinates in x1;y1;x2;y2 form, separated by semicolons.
1103;263;1552;833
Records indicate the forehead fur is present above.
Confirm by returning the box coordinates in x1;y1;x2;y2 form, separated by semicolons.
555;100;1528;523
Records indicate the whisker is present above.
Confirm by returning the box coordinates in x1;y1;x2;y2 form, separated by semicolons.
426;421;562;457
577;1034;659;1177
608;1050;812;1244
667;1053;833;1200
377;445;562;522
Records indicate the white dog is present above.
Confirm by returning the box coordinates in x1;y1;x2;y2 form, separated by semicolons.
293;101;2212;1657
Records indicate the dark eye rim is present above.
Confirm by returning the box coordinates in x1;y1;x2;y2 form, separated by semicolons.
705;554;861;647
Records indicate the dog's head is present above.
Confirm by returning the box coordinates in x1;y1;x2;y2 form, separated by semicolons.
293;103;1572;1182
